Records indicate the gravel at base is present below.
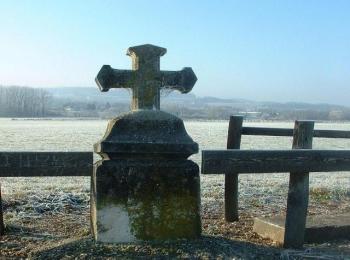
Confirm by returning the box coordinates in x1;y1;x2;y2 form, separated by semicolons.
1;170;349;258
1;212;349;259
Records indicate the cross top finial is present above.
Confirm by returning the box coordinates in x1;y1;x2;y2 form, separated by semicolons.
127;44;166;72
96;44;197;110
127;44;167;58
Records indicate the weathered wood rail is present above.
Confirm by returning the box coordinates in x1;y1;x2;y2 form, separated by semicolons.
0;151;93;236
0;152;93;177
0;183;3;236
202;116;350;248
203;149;350;173
242;127;350;138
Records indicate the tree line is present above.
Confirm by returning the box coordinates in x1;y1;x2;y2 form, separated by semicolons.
1;85;350;121
0;86;50;117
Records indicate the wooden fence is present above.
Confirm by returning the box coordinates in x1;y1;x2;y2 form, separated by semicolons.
0;152;93;236
202;116;350;248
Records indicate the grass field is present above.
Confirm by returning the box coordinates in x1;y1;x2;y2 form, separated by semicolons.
1;119;349;258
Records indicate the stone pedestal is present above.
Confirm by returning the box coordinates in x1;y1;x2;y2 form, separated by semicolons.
91;110;201;242
253;213;350;245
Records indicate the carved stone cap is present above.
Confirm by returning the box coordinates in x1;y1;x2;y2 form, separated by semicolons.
127;44;167;58
94;110;198;159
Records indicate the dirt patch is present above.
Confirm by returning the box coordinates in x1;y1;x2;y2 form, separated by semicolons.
1;209;349;259
1;180;349;259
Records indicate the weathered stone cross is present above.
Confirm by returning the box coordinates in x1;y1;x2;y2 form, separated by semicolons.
95;44;197;110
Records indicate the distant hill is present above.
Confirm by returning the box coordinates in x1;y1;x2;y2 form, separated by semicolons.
2;85;349;120
47;87;196;104
47;87;131;104
46;87;348;111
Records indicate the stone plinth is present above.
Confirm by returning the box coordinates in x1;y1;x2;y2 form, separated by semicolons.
91;159;200;242
91;110;201;243
253;213;350;245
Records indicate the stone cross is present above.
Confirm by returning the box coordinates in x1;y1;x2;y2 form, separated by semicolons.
95;44;197;110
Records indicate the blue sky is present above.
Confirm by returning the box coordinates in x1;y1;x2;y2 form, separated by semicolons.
1;1;349;105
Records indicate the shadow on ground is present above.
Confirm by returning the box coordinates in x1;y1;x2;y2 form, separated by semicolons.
1;214;349;259
29;235;281;259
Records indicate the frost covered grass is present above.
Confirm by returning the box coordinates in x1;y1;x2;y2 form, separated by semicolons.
1;173;349;259
2;171;349;225
1;119;350;258
2;177;90;223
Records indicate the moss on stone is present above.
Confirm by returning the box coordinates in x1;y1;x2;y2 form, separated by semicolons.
92;159;201;241
128;194;201;240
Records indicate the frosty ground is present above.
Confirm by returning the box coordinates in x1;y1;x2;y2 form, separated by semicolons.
1;119;349;258
1;173;349;259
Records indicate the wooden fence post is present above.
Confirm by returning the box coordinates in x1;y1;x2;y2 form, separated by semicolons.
225;116;243;222
284;120;314;248
0;182;4;236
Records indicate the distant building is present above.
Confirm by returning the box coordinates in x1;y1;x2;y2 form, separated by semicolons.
329;110;344;120
238;111;262;119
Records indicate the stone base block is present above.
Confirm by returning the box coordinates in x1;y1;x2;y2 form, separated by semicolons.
91;159;201;243
253;213;350;244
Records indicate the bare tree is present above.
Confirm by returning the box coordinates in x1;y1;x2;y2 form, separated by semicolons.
0;86;50;117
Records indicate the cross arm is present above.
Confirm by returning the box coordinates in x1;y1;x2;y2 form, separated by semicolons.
161;67;197;93
95;65;136;92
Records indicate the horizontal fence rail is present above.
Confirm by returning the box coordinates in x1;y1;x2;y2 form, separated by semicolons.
0;152;93;177
242;127;350;138
202;149;350;174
